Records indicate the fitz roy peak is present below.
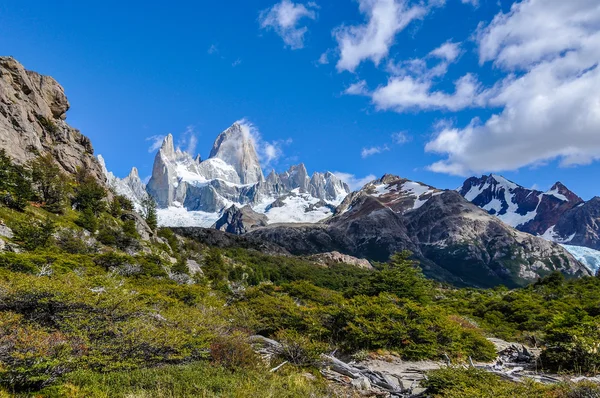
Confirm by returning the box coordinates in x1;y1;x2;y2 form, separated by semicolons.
209;123;264;184
141;121;350;225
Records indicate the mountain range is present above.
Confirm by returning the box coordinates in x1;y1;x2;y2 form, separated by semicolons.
1;56;598;288
103;130;597;287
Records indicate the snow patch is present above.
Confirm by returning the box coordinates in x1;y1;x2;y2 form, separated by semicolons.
541;225;576;244
157;206;221;228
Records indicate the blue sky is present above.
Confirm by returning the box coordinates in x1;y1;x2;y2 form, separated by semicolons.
1;0;599;198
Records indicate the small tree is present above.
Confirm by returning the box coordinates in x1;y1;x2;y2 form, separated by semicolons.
13;216;56;250
29;154;70;213
361;251;432;303
73;173;106;216
141;196;157;231
0;150;32;211
76;208;98;233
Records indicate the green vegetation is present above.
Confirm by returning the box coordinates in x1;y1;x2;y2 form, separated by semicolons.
423;367;600;398
440;271;600;373
0;151;600;396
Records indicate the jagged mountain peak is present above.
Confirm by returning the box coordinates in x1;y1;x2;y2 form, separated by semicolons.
209;122;264;184
546;181;582;203
128;167;140;179
160;134;176;157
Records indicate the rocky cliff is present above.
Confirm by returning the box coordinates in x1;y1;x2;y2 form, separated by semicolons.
0;57;105;183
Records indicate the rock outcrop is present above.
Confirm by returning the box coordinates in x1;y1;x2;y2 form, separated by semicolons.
212;205;268;234
0;57;105;183
310;251;373;269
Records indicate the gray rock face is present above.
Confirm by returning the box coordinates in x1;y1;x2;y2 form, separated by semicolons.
209;122;264;184
0;222;14;239
553;197;600;250
146;134;185;207
249;175;589;288
99;155;148;206
279;164;310;192
0;57;105;183
212;205;268;234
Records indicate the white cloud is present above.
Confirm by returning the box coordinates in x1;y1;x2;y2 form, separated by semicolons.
426;0;600;176
369;73;481;112
429;41;461;62
344;80;369;95
175;126;199;155
232;58;242;67
333;172;377;191
333;0;427;72
361;145;390;158
146;135;166;153
347;39;472;111
391;131;411;144
461;0;479;6
317;50;330;65
259;0;318;49
236;119;292;168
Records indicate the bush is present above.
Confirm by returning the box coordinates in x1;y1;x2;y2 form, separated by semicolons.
72;174;106;216
0;312;77;391
56;230;95;254
75;208;98;233
210;332;262;370
541;311;600;373
12;216;56;250
274;329;329;367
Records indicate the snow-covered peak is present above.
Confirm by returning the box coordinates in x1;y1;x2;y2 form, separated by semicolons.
544;182;581;203
343;175;443;214
98;155;148;210
209;122;264;184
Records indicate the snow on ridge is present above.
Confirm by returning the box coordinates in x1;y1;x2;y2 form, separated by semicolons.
541;225;575;244
544;187;568;202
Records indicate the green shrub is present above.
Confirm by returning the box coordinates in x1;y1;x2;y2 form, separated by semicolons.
29;154;70;214
12;216;56;250
75;208;98;233
541;311;600;373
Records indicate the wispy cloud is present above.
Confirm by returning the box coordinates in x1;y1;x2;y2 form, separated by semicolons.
232;58;242;67
259;0;318;49
235;119;292;168
207;44;219;55
177;125;199;155
361;145;390;158
333;172;377;191
391;131;411;144
146;135;166;153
